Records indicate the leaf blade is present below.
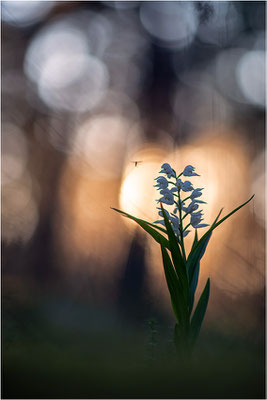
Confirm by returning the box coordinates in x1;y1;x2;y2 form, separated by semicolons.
160;244;188;326
189;278;210;346
112;207;170;249
188;232;211;314
160;204;189;309
187;195;254;286
190;195;254;261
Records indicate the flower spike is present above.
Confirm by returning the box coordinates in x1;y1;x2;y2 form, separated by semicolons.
183;165;200;177
159;163;176;178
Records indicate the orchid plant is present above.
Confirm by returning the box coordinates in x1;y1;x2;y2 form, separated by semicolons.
113;163;254;355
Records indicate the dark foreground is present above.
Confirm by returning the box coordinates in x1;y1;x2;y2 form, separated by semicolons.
2;290;265;399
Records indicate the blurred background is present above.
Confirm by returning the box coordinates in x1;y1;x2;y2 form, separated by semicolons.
2;1;265;398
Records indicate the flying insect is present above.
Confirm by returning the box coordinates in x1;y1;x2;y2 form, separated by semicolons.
131;161;143;167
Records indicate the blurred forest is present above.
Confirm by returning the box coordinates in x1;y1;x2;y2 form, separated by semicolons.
2;1;265;398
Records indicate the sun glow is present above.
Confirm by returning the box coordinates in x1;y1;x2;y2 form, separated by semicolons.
141;131;262;315
119;145;168;223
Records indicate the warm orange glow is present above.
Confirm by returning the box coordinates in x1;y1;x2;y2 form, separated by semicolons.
2;174;38;243
55;129;263;310
143;131;263;315
56;143;168;299
56;158;134;300
251;150;265;228
71;113;144;179
119;145;168;222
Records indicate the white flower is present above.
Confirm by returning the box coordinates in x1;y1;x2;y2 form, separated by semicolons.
193;223;209;228
190;211;209;229
190;188;206;203
170;215;190;238
183;165;200;177
175;179;193;192
181;180;194;192
170;214;182;236
176;179;183;190
154;176;169;190
190;188;204;199
155;207;190;238
173;199;185;214
182;201;199;214
170;214;180;230
156;207;171;219
154;163;209;236
154;219;166;227
159;163;175;178
154;209;177;230
182;230;191;237
193;199;207;204
157;189;175;205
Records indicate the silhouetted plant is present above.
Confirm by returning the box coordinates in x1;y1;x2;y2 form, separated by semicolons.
113;164;254;355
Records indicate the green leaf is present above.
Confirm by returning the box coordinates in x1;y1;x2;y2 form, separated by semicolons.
160;204;189;306
188;196;253;337
211;194;254;232
188;232;211;314
188;229;200;314
160;244;188;326
189;278;210;346
189;208;223;259
192;195;254;258
112;207;170;249
192;229;198;250
186;208;223;314
187;195;254;284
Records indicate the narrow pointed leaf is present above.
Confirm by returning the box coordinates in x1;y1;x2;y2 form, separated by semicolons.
188;196;253;338
191;195;254;258
190;278;210;346
187;228;214;283
160;244;188;325
188;232;211;314
112;207;170;249
188;229;199;314
192;229;198;250
187;195;254;284
187;208;222;314
112;207;168;234
160;204;189;305
211;195;254;232
189;208;223;258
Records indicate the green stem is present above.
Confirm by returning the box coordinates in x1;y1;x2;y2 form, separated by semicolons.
184;223;191;231
182;212;189;220
178;190;187;262
183;195;191;202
